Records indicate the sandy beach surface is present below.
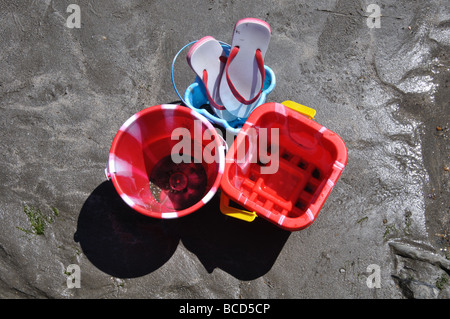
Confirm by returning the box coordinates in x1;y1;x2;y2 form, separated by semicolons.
0;0;449;299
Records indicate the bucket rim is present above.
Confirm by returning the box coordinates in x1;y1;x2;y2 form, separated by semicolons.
183;65;276;135
108;104;225;219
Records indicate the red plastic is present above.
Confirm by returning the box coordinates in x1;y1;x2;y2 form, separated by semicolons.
107;105;224;219
220;102;348;231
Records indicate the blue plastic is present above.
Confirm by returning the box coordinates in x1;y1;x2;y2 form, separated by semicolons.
171;40;276;135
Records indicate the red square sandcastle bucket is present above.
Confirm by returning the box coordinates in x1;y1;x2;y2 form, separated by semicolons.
220;102;348;231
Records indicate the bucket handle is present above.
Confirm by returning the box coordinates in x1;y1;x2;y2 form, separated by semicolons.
171;40;231;106
220;193;257;222
281;100;316;119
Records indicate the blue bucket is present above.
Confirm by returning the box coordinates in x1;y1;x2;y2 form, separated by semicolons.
171;40;276;135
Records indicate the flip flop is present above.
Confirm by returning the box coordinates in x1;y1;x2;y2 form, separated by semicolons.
187;36;237;121
219;18;271;118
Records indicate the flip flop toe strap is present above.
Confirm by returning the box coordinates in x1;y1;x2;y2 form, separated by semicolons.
202;69;227;110
226;46;265;105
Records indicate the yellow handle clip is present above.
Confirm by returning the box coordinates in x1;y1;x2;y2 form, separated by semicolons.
281;100;316;120
220;193;257;222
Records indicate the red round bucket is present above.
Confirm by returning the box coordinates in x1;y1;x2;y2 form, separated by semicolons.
106;104;225;219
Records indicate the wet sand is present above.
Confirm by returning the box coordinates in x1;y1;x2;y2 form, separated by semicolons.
0;0;448;298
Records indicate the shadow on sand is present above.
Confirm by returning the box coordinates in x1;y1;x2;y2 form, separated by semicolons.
75;181;290;280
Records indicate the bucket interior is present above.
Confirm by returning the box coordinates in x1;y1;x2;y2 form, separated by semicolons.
226;108;340;219
110;106;221;216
